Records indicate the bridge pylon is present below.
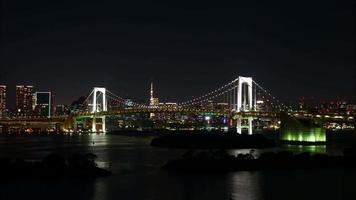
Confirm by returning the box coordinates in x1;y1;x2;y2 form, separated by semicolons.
91;87;107;113
88;87;107;133
236;76;254;134
236;76;254;112
91;116;106;133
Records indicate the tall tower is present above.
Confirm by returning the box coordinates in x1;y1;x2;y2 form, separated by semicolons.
149;81;159;119
149;81;159;107
150;81;154;105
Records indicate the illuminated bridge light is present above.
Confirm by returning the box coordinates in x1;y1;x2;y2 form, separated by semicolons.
333;116;343;119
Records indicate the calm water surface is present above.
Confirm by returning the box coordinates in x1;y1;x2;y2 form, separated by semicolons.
0;134;355;200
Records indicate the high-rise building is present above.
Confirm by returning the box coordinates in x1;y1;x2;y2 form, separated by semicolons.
0;85;6;118
33;92;53;117
16;85;34;116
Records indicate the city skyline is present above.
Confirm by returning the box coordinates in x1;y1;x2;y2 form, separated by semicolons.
0;2;355;199
1;1;354;105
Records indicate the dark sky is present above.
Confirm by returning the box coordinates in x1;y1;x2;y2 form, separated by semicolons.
1;0;355;106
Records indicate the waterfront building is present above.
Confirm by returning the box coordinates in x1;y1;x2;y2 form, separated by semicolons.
16;85;34;116
0;85;6;118
33;92;53;117
55;104;70;116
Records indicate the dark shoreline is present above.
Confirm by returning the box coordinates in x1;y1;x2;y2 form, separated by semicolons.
163;150;356;172
0;153;111;180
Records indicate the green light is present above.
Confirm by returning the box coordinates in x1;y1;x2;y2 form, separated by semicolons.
75;116;88;122
281;128;326;142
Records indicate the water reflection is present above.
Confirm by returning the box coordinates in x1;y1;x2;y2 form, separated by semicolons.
282;144;326;154
228;145;328;157
0;134;354;200
230;172;262;200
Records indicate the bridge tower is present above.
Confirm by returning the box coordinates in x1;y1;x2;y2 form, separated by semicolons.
92;87;107;113
91;87;107;133
236;76;254;134
237;76;253;112
91;116;106;133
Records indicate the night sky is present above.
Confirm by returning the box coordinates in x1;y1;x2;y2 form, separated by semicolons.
1;0;354;106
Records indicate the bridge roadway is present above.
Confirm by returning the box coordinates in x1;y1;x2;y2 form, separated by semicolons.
0;110;353;131
74;107;354;123
75;108;277;118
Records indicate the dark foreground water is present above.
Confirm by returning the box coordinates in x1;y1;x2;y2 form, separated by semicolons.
0;134;355;200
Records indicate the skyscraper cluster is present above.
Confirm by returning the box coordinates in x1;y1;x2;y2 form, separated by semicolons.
0;85;54;118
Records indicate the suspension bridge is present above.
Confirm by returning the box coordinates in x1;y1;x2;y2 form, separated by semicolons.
0;76;353;135
74;76;288;134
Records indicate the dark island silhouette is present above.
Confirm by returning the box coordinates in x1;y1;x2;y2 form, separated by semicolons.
163;147;356;172
151;133;276;149
0;153;111;179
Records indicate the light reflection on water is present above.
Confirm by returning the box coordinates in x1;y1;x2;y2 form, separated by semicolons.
282;144;327;154
228;144;328;158
0;134;355;200
230;172;262;200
